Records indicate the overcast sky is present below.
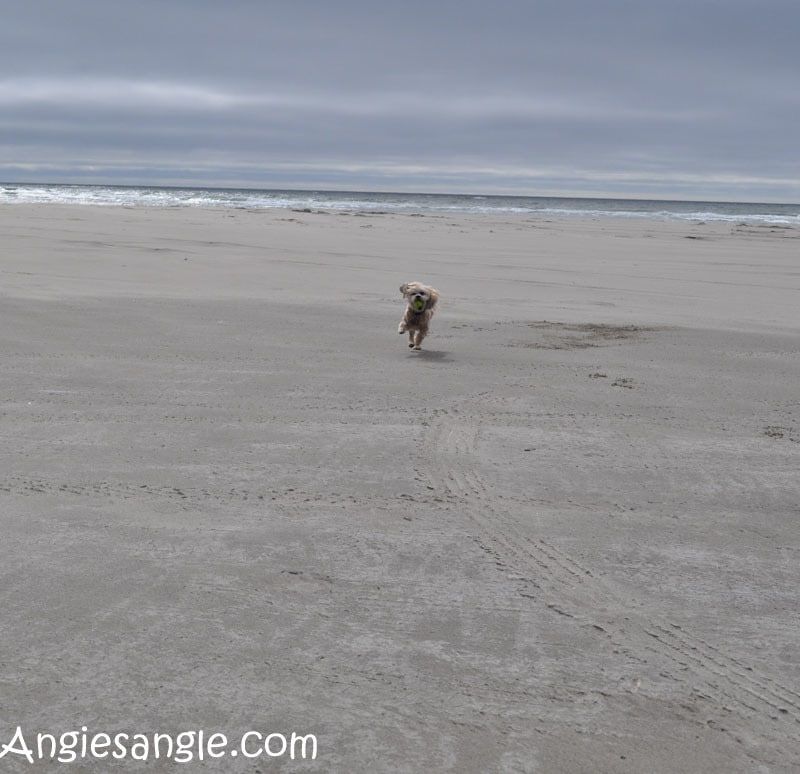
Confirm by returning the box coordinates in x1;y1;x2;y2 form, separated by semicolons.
1;0;798;201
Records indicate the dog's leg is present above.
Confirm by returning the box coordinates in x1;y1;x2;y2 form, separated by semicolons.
408;330;416;348
398;319;407;334
413;329;426;350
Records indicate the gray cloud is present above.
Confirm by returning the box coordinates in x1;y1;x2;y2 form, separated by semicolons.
2;0;798;200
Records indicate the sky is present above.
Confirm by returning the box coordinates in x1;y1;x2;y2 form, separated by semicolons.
1;0;798;201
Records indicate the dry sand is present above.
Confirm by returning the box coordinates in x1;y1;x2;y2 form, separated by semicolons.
1;204;798;772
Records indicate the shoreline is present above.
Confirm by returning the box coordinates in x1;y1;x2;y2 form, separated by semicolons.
3;184;799;222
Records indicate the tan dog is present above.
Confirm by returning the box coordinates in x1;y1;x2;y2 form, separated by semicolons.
398;281;440;350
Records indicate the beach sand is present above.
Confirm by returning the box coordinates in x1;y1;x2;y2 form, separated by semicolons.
1;204;798;772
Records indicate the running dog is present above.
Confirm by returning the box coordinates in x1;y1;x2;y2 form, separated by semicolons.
397;281;440;350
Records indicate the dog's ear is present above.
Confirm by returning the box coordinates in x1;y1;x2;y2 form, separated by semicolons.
399;283;409;296
428;288;440;309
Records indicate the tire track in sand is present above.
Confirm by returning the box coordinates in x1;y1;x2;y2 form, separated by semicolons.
422;403;800;746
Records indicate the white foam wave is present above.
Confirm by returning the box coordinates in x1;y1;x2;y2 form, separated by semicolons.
1;184;798;224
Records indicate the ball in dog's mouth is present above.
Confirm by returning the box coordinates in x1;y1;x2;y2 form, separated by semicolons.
413;299;425;311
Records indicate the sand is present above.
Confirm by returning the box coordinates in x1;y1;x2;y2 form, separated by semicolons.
1;203;798;772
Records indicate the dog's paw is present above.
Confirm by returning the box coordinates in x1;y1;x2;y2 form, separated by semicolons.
413;345;421;350
408;342;415;348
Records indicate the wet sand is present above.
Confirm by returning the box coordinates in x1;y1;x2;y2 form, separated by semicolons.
1;204;799;772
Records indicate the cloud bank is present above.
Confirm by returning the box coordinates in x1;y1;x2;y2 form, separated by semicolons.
2;0;798;200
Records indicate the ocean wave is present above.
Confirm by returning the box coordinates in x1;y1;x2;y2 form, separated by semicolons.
1;184;798;224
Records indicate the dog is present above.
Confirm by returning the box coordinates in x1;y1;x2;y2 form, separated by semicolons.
398;281;440;350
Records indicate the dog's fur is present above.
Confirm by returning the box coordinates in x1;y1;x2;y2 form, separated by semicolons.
398;281;440;350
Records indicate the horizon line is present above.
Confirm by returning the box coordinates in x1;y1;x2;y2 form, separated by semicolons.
2;179;799;207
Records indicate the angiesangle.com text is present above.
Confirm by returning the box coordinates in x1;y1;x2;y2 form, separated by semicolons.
0;726;317;764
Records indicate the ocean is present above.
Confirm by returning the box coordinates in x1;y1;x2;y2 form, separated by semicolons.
1;183;799;225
